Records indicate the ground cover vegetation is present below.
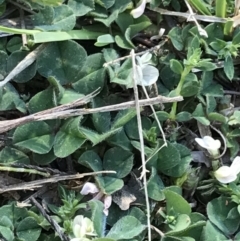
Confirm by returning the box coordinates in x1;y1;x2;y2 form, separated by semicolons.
0;0;240;240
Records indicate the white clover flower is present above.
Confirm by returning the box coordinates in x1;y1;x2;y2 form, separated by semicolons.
195;136;221;157
135;53;159;86
131;0;151;18
214;156;240;184
80;182;112;216
71;215;95;241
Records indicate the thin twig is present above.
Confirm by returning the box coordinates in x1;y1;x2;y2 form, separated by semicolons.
0;93;183;134
31;197;70;241
103;38;168;67
184;0;208;37
0;170;116;194
131;49;151;241
19;8;27;45
0;165;50;177
150;7;227;23
224;90;240;96
0;44;46;87
150;225;165;238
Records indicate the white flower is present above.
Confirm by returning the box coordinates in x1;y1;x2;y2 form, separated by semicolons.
135;53;159;86
214;156;240;183
195;136;221;157
71;215;95;241
80;182;112;216
131;0;151;18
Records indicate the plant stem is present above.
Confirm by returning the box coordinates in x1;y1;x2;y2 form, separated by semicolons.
169;67;191;120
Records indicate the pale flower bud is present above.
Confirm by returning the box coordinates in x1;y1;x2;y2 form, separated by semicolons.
214;156;240;183
131;0;151;18
71;215;95;241
195;136;221;157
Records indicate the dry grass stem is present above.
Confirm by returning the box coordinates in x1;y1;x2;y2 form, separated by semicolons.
0;89;183;134
131;49;151;241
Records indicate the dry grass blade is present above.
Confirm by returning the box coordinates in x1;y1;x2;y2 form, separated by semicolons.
0;44;46;87
130;49;151;241
0;90;183;134
0;170;116;194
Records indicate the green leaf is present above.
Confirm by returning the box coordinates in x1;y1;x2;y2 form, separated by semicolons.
164;189;191;215
181;73;199;97
78;150;102;171
200;221;228;241
106;216;146;239
78;126;121;145
54;117;86;157
68;0;95;16
0;50;7;80
103;147;133;178
33;150;56;165
13;122;54;154
111;109;137;129
96;176;123;195
91;97;111;133
170;59;183;74
96;0;115;9
224;55;234;80
192;104;210;126
28;88;55;114
107;129;132;151
89;200;105;237
16;217;41;241
6;36;22;53
155;111;170;121
157;140;181;171
0;147;30;164
32;5;76;31
168;27;183;51
147;167;165;201
37;40;87;84
0;83;26;112
0;216;14;241
200;71;223;97
95;34;115;46
7;50;37;83
72;53;106;94
208;112;227;123
125;116;152;139
163;143;192;177
176;112;192;122
207;196;240;235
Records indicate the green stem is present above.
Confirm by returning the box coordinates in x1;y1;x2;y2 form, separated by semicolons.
215;0;226;18
0;165;50;177
169;68;191;120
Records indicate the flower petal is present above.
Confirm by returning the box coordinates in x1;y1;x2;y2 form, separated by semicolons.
131;0;147;18
80;182;99;195
140;65;159;86
202;136;221;149
214;166;237;184
230;156;240;175
195;136;221;155
103;195;112;216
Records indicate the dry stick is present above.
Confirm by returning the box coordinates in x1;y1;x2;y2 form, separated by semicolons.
0;44;46;87
130;49;151;241
0;170;116;194
184;0;208;37
150;7;227;23
0;94;183;134
19;8;27;45
31;197;70;241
